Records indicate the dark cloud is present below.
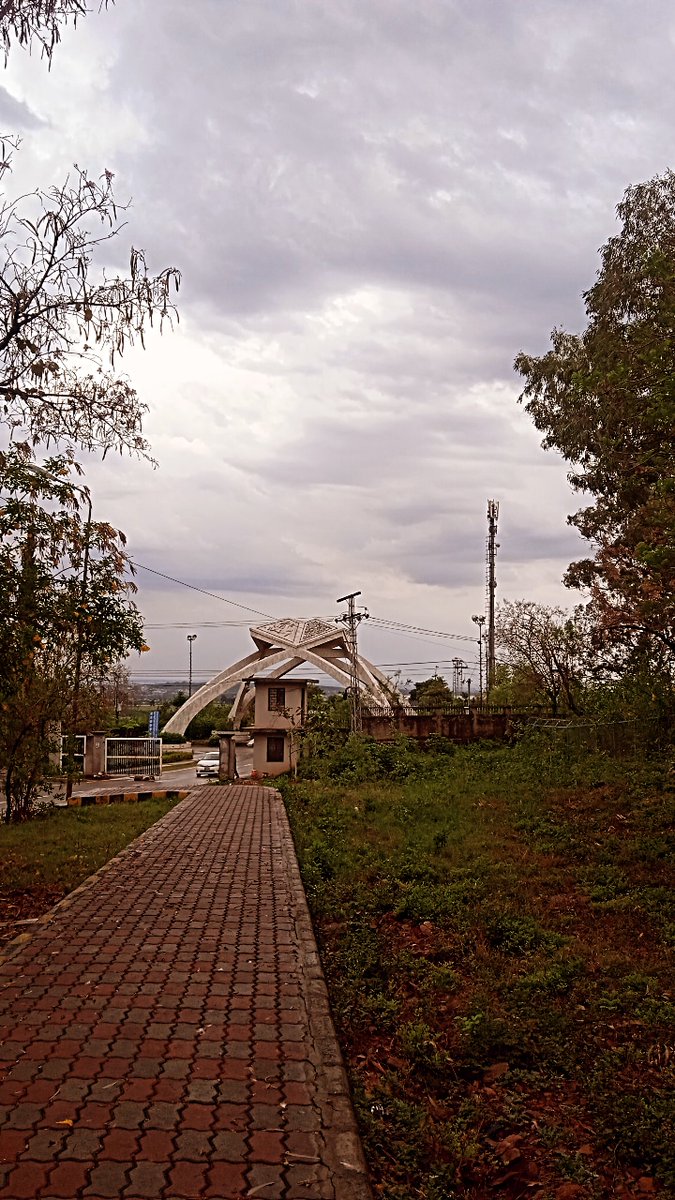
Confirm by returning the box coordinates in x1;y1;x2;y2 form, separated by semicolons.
0;85;46;128
3;0;673;665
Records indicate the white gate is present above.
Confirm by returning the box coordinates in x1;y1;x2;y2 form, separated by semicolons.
105;737;162;779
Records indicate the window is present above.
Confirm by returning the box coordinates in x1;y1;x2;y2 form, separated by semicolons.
268;686;286;711
266;735;285;763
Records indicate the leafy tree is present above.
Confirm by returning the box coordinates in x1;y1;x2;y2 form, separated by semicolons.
0;143;180;456
487;662;547;709
409;676;454;709
185;699;232;742
0;443;144;821
515;171;675;663
94;663;133;724
301;689;351;761
495;600;589;716
0;0;113;65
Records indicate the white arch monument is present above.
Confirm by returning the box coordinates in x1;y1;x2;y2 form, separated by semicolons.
162;617;398;736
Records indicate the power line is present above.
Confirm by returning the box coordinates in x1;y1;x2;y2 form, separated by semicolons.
369;616;475;643
131;562;274;619
143;620;252;629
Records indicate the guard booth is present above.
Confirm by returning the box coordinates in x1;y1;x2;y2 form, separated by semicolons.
248;676;316;778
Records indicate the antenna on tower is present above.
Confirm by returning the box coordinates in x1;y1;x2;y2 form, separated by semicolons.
486;500;500;697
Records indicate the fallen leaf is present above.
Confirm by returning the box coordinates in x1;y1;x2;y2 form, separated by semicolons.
483;1061;509;1084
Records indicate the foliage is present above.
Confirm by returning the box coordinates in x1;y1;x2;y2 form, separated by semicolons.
299;732;440;784
0;0;113;65
495;599;590;714
91;663;133;725
409;675;454;708
0;141;180;456
184;699;231;741
515;170;675;665
279;740;674;1196
0;444;144;821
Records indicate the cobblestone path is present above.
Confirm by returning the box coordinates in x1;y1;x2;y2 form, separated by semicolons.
0;786;371;1199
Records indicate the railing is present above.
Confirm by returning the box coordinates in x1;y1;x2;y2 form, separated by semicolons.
363;704;552;718
105;737;162;779
525;717;667;758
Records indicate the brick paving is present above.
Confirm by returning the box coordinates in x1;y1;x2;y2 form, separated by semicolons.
0;786;371;1199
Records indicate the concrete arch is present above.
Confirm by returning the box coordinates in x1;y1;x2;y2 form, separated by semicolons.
162;617;398;736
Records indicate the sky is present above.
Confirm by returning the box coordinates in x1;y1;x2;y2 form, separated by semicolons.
2;0;674;692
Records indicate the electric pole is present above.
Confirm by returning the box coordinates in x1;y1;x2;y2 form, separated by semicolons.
452;657;466;696
486;500;499;698
336;590;369;733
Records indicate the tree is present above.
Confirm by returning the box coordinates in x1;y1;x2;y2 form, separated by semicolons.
0;443;145;821
409;676;454;709
515;171;675;663
185;699;232;742
0;144;180;456
94;663;133;724
495;601;589;716
0;0;113;65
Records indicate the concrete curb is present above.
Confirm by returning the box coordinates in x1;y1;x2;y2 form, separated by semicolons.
272;787;374;1200
67;787;189;807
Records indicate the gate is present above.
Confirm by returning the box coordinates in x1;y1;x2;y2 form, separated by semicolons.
60;735;86;774
105;737;162;779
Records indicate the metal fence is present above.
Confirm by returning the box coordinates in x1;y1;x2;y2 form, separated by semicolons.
105;737;162;779
523;717;668;759
365;703;551;718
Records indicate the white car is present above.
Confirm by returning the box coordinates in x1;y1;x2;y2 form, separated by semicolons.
196;750;220;777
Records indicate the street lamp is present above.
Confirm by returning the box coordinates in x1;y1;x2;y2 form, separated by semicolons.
187;634;197;696
471;615;486;702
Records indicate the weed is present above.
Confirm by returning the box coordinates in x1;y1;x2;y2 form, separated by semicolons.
485;912;564;955
278;744;674;1196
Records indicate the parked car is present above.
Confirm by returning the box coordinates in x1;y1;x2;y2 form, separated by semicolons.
196;750;220;777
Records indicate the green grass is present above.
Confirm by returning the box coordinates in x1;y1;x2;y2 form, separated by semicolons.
0;798;181;943
278;737;675;1198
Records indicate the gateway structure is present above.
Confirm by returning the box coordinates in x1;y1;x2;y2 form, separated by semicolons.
162;617;397;737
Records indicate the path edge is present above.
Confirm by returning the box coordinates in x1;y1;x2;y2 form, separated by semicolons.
269;784;374;1200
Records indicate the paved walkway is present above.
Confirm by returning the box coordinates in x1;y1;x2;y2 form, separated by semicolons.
0;787;371;1200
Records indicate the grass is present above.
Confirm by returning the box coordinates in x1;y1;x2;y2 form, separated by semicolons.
0;798;181;948
278;736;675;1198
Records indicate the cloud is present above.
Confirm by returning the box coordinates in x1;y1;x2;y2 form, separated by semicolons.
1;0;673;675
0;85;46;128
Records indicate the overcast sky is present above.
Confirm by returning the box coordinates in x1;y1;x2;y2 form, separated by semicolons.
2;0;673;689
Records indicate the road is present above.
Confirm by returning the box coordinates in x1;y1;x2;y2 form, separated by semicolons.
64;746;255;797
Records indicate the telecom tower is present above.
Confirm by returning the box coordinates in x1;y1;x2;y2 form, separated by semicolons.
486;500;499;696
336;591;369;733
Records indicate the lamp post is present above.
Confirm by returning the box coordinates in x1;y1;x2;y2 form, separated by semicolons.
187;634;197;697
471;615;486;702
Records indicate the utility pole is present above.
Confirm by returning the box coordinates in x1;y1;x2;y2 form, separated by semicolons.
471;614;486;701
452;657;466;696
336;590;369;733
187;634;197;697
486;500;500;698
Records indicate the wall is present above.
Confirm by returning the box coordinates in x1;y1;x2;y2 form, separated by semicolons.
361;709;512;743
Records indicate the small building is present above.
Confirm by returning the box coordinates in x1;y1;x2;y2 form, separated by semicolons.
248;676;317;778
